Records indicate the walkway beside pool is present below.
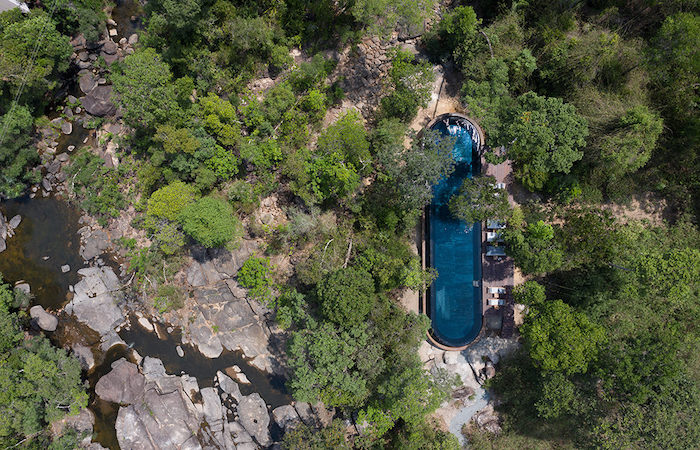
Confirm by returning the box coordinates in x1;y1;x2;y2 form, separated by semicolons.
481;153;516;338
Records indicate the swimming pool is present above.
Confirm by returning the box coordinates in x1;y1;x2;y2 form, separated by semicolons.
427;116;482;348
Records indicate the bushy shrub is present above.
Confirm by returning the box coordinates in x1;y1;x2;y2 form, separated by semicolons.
67;150;126;222
146;180;198;221
227;180;259;213
238;256;275;303
179;196;242;248
153;284;184;313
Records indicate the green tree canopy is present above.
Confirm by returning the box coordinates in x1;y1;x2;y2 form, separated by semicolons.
178;196;242;248
521;298;606;375
0;12;72;107
316;267;375;326
0;106;37;198
378;129;456;212
499;92;588;191
504;220;564;274
147;180;198;221
112;48;181;130
448;175;511;223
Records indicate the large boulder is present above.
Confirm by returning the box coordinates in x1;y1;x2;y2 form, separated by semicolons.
217;370;242;402
82;86;116;117
29;305;58;332
65;267;124;336
272;405;301;431
95;359;145;404
237;393;271;447
78;71;97;94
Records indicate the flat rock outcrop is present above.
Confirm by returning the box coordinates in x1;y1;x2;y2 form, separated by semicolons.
94;356;303;449
65;267;124;336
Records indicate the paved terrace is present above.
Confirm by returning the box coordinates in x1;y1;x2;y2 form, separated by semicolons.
481;155;516;338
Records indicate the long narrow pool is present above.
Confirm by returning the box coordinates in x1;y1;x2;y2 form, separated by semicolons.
428;116;482;347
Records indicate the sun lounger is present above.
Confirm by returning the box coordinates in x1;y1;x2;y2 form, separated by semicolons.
487;220;506;229
486;246;506;257
487;298;505;306
488;287;507;294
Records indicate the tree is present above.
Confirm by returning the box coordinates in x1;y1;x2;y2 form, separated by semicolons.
500;92;588;190
316;111;370;174
282;419;349;449
316;267;375;326
112;48;181;130
287;322;376;408
147;180;198;221
0;277;87;444
199;93;240;148
178;196;242;248
0;106;37;198
350;0;435;36
0;12;72;107
503;220;564;274
649;13;700;125
378;129;456;212
596;105;663;182
380;49;435;122
238;256;274;304
521;298;606;375
448;175;511;223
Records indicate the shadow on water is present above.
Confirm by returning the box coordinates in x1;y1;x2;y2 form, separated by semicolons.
0;197;85;310
88;343;132;450
112;0;144;40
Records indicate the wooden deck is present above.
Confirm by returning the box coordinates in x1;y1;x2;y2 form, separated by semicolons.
481;154;516;338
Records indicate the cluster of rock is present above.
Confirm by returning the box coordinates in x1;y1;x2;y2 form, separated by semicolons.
334;37;394;116
70;27;137;118
64;266;126;350
95;357;324;449
419;337;520;441
0;212;20;253
34;126;74;198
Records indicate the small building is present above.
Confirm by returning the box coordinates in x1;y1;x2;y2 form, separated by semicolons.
0;0;29;14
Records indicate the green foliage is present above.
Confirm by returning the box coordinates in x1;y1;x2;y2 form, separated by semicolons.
0;106;38;198
316;267;375;326
316;111;370;173
238;256;274;304
513;281;546;306
153;284;184;313
227;179;258;213
112;48;181;130
448;175;511;223
0;278;87;444
503;220;564;274
378;129;456;212
649;13;699;125
522;298;606;374
350;0;436;37
380;48;435;122
199;93;240;148
300;88;327;123
179;196;241;248
151;222;187;255
281;419;349;449
51;0;105;42
287;322;375;408
275;289;309;330
147;180;198;221
239;138;282;170
0;12;72;107
66;150;126;221
500;92;588;190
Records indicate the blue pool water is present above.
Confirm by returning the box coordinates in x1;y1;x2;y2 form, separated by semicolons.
428;119;482;347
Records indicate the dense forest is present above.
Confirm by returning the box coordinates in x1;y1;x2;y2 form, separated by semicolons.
0;0;698;448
